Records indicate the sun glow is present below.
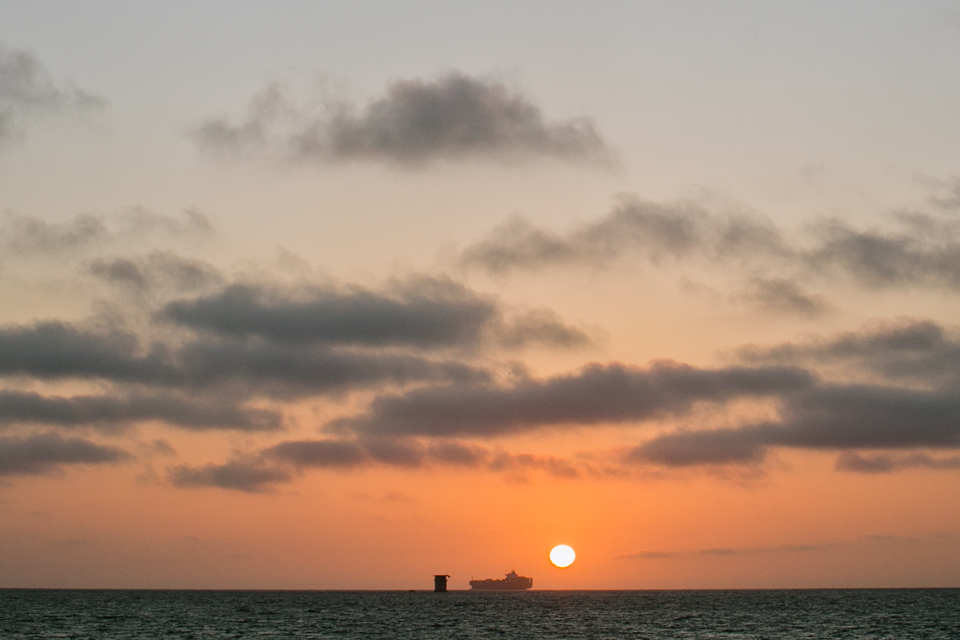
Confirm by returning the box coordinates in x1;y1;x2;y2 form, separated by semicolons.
549;544;576;568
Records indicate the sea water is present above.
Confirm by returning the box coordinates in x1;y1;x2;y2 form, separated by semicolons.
2;589;958;639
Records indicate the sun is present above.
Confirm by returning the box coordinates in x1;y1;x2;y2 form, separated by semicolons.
549;544;576;568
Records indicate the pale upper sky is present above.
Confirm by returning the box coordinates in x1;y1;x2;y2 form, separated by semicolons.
2;1;960;589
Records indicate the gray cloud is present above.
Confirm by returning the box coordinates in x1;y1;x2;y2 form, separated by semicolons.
732;277;829;317
0;390;281;432
1;212;106;256
930;176;960;210
193;72;611;166
89;251;223;296
0;432;128;477
16;291;960;477
806;212;960;289
169;436;592;491
624;319;960;467
167;458;293;493
0;322;154;381
173;340;488;398
497;309;591;349
329;361;814;438
835;451;960;473
267;438;558;473
629;382;960;467
149;439;176;456
769;384;960;449
163;278;497;348
172;349;960;488
425;440;490;467
162;277;589;350
266;438;367;468
460;197;960;303
0;44;105;147
460;199;786;275
1;209;212;258
628;428;765;466
737;318;960;385
629;319;960;467
0;320;487;398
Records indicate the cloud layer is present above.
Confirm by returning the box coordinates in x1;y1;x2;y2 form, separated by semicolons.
6;199;960;489
9;285;960;484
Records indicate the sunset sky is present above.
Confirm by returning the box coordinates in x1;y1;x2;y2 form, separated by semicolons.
3;1;960;589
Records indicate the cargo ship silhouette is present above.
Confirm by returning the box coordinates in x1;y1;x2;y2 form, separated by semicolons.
469;570;533;590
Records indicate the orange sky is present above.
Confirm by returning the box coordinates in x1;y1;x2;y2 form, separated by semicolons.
4;449;960;589
2;2;960;589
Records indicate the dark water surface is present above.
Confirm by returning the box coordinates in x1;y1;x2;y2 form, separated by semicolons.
2;589;958;639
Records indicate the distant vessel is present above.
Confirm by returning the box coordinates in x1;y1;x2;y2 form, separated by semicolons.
469;570;533;590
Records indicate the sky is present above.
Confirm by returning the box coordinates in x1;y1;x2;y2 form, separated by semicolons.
2;0;960;589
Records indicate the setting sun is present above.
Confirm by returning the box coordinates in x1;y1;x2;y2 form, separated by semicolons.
550;545;576;568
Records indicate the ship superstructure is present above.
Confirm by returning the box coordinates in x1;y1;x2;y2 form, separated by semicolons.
469;570;533;590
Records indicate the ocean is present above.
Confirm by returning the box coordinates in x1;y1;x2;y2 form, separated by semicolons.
2;589;958;639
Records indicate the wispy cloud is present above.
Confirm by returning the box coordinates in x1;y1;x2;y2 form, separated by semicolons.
835;451;960;473
616;542;829;560
616;535;923;561
732;277;830;317
89;251;223;297
459;197;786;274
166;437;591;492
0;44;105;147
459;196;960;314
0;209;212;259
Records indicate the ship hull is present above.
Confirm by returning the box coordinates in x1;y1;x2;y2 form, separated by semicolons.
469;578;533;591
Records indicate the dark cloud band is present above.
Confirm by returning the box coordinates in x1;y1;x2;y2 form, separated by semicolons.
0;390;281;432
630;383;960;467
329;361;814;438
0;432;128;477
0;320;489;397
161;277;588;350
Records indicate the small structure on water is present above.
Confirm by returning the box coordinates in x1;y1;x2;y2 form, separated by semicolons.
434;574;450;592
